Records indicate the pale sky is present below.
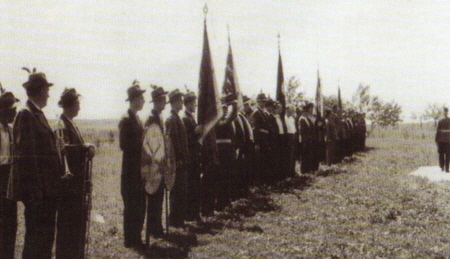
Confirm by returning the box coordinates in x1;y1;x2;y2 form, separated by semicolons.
0;0;449;120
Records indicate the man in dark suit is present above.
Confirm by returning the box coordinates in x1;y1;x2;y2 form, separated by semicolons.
7;68;62;259
299;103;315;174
252;93;270;184
166;89;189;227
0;91;19;259
118;81;146;249
182;91;202;221
55;88;95;258
142;86;168;243
436;107;450;172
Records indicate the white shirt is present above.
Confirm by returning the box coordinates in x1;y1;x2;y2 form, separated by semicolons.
274;115;285;134
285;115;296;134
0;124;11;165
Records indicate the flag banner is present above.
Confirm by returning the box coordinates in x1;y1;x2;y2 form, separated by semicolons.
276;49;286;117
315;70;324;117
222;34;243;111
338;86;343;112
197;20;223;145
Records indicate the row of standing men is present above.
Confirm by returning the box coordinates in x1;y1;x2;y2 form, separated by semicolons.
119;82;367;250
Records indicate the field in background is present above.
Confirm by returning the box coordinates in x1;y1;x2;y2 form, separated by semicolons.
13;121;450;258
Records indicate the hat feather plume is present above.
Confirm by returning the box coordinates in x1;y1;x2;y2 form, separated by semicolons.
22;67;31;74
32;68;36;73
150;84;157;90
132;79;139;86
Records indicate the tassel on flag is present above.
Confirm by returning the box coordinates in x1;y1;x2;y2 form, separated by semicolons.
197;7;223;145
222;27;243;111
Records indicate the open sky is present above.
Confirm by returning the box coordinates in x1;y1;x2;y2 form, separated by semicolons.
0;0;449;120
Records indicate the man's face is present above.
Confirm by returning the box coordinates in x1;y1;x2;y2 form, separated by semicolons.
185;100;197;113
244;103;252;113
6;107;17;123
257;100;266;109
133;95;145;111
40;87;50;108
172;98;183;112
153;97;166;112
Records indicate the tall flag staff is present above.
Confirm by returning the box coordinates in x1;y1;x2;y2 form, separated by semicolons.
338;85;343;112
276;33;286;118
197;3;223;145
315;69;324;118
222;25;243;110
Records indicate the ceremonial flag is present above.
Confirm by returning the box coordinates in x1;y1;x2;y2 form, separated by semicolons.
315;70;324;117
222;30;243;111
197;17;223;145
276;37;286;117
338;86;343;112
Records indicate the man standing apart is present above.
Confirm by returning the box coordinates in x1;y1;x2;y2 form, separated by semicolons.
118;81;146;249
8;68;61;259
436;107;450;172
0;90;19;259
56;88;95;258
166;89;189;227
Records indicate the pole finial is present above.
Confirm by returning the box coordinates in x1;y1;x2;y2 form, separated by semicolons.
277;33;281;51
227;24;231;43
204;3;208;17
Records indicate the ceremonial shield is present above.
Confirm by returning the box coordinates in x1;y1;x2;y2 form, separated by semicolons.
163;135;176;191
141;124;165;195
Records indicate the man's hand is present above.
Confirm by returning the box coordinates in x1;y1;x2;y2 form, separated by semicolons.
84;143;96;159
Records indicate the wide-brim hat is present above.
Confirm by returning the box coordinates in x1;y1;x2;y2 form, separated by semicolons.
169;89;184;103
126;81;146;101
58;88;81;108
0;92;20;111
184;92;197;103
256;93;267;101
22;68;53;90
243;95;251;104
150;86;168;102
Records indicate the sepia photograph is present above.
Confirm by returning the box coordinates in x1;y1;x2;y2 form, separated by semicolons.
0;0;450;258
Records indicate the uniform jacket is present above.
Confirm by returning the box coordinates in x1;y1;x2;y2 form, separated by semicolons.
252;107;270;147
166;110;189;167
436;117;450;143
215;103;238;160
7;100;62;201
119;109;144;195
299;115;315;144
182;111;201;167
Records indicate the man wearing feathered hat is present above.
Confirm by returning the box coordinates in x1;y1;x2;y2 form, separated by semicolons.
0;86;19;259
7;68;61;258
118;80;146;250
182;90;202;221
165;89;189;227
141;85;170;245
252;93;270;184
55;87;96;258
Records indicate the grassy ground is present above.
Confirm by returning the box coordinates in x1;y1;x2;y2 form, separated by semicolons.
13;122;450;258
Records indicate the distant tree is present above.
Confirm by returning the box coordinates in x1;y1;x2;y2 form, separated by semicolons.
423;103;444;127
352;84;372;113
285;76;305;107
370;100;402;128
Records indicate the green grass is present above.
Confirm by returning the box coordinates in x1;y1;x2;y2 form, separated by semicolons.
13;122;450;258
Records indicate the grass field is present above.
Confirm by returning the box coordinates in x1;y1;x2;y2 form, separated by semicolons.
13;122;450;258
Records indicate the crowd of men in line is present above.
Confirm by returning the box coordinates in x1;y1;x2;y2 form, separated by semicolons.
0;69;95;259
119;80;368;251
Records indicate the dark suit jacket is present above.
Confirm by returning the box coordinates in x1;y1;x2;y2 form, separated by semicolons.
59;114;88;196
119;109;144;195
436;117;450;143
166;110;189;167
7;100;62;201
182;111;200;168
252;108;269;147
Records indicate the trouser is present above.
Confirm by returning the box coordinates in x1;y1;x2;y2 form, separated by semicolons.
286;134;296;177
170;167;187;227
201;164;220;217
186;161;201;221
56;183;89;259
23;198;58;259
301;141;314;174
0;164;16;259
438;142;450;172
216;145;236;210
326;141;337;166
145;182;165;245
121;188;146;247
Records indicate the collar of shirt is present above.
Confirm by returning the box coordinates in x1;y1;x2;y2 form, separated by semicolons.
29;99;42;112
